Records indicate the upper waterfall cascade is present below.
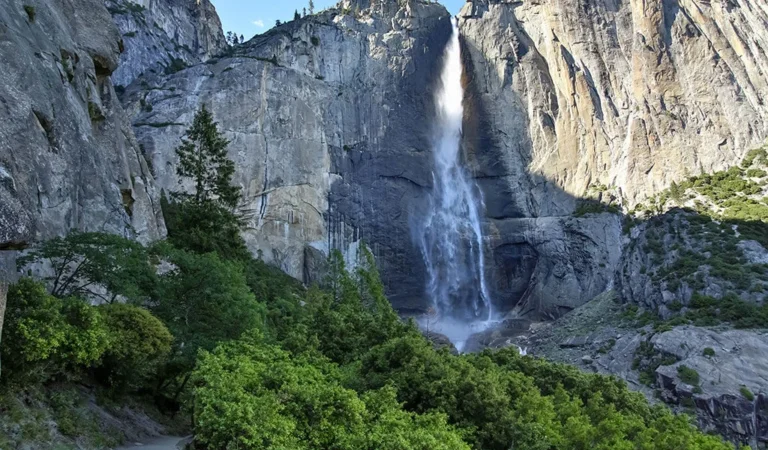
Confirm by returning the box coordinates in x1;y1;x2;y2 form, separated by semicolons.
415;18;495;350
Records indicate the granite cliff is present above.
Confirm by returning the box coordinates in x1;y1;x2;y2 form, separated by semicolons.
106;0;227;87
0;0;165;248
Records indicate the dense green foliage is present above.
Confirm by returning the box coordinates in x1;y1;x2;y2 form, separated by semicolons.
4;234;735;449
1;279;109;385
193;332;469;450
96;303;172;391
680;292;768;328
150;243;265;398
162;194;250;260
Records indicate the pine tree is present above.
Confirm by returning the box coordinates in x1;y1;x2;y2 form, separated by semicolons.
308;0;314;15
294;9;301;20
303;7;307;16
174;105;240;209
239;34;244;44
275;19;282;27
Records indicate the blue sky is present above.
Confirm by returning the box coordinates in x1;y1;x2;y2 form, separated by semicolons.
211;0;465;40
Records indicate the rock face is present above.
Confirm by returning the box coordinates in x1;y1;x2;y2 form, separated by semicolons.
106;0;227;87
119;0;622;317
122;0;453;311
485;214;622;319
0;0;165;247
652;327;768;448
458;0;768;208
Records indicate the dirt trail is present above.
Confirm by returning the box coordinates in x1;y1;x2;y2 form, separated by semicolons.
116;435;187;450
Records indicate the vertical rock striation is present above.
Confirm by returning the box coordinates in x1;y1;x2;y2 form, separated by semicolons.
123;0;452;311
106;0;228;88
459;0;768;209
0;0;165;247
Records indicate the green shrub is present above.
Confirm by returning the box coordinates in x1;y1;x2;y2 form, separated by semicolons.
573;199;620;217
742;147;767;168
702;347;715;358
739;386;755;401
677;365;700;385
23;5;35;22
1;279;68;382
96;304;172;391
164;58;187;75
59;296;110;368
1;279;108;384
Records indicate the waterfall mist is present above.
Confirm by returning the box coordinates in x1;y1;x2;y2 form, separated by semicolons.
414;18;495;351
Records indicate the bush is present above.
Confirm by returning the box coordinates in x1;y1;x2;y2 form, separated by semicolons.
677;365;700;385
23;5;35;22
702;347;715;358
1;279;108;384
96;304;172;391
164;58;187;75
739;386;755;401
59;296;110;368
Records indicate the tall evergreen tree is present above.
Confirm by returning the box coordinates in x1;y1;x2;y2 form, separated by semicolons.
174;105;240;209
308;0;314;15
294;9;301;20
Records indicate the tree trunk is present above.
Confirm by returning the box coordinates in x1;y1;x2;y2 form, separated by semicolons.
0;281;7;378
0;251;17;379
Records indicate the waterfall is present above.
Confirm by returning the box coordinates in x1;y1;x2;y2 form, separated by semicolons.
415;18;495;351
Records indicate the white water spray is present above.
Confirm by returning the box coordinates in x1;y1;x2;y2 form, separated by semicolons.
416;18;495;350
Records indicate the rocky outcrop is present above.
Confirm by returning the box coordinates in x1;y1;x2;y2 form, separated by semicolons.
652;327;768;448
458;0;768;209
505;292;768;448
486;213;622;319
106;0;227;87
0;0;165;247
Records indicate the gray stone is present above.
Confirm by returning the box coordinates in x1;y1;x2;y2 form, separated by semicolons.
106;0;228;87
458;0;768;210
0;0;165;246
121;0;453;312
738;240;768;265
652;327;768;447
560;336;590;348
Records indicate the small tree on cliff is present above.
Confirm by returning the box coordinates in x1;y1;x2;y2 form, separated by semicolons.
165;106;249;261
174;105;240;209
